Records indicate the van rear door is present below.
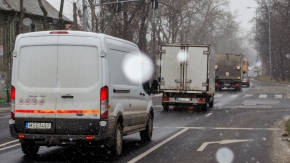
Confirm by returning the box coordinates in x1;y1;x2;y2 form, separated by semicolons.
14;36;58;134
55;36;101;135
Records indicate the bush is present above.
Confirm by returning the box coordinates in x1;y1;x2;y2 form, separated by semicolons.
0;100;6;104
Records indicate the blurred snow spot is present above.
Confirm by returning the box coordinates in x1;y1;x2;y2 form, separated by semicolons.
286;54;290;59
263;137;266;140
177;50;188;62
220;133;223;136
215;147;234;163
122;52;154;84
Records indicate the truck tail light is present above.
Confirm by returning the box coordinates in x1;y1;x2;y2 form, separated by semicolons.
100;86;108;119
85;135;93;141
215;82;218;87
162;97;169;101
235;83;239;87
11;85;15;119
198;98;205;103
18;134;25;139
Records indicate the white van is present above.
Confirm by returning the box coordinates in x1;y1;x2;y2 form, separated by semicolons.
9;31;154;156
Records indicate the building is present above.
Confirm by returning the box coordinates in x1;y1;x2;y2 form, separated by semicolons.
0;0;72;100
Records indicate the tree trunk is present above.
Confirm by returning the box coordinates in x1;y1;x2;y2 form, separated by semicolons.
58;0;64;30
38;0;48;30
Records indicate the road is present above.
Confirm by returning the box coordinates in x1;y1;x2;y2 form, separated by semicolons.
0;78;290;163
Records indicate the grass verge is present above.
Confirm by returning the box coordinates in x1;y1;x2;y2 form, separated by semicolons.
286;120;290;135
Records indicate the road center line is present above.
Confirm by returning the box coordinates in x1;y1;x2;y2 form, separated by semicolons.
205;113;212;117
128;128;188;163
0;143;20;151
0;140;19;147
153;127;280;131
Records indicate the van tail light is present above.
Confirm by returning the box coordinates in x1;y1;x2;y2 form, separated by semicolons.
100;86;109;119
11;85;15;119
215;82;218;87
235;83;239;87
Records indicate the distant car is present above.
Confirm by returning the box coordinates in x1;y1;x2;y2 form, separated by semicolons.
242;74;250;87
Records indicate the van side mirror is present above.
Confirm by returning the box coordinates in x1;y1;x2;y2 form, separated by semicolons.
143;81;151;95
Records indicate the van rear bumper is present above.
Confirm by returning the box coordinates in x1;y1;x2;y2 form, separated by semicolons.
9;118;116;146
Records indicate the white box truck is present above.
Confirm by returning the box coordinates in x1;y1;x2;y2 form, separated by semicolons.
9;30;154;156
157;44;215;111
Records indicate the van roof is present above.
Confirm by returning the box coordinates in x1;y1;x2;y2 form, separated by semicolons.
16;30;138;48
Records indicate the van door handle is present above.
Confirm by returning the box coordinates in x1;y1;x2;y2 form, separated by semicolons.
61;95;74;99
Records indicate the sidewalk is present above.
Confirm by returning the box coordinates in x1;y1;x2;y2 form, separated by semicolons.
0;104;10;113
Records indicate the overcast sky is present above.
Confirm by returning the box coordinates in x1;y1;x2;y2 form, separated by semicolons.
47;0;258;31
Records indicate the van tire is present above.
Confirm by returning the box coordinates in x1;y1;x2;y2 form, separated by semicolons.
140;113;153;142
21;141;40;156
112;122;123;156
209;97;214;107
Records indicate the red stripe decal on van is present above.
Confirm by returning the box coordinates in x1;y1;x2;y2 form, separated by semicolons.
16;110;55;114
15;109;99;114
56;110;100;114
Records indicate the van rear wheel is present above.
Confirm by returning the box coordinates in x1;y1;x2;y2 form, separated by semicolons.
140;113;153;142
21;141;40;156
112;122;123;156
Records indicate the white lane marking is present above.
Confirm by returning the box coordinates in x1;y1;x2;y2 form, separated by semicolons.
259;94;267;98
230;95;238;98
205;113;212;117
219;105;272;109
128;128;188;163
153;127;280;131
214;94;223;98
275;95;283;98
0;140;19;147
197;139;253;152
0;143;20;151
243;94;253;98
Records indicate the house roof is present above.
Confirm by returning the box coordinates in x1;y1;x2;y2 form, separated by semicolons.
0;0;71;22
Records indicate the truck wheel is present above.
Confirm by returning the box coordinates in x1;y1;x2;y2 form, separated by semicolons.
21;141;40;156
140;112;153;142
163;105;169;111
209;97;214;107
201;104;207;111
112;122;123;156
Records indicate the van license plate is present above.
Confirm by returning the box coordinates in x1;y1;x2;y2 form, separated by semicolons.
25;122;51;129
176;98;191;102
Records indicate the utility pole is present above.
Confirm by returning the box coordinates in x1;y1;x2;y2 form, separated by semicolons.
268;2;272;80
73;2;77;30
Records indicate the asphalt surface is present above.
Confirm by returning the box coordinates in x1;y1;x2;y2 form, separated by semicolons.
0;78;290;163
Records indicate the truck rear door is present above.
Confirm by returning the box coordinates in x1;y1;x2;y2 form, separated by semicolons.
160;46;183;90
55;36;102;135
185;46;209;91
